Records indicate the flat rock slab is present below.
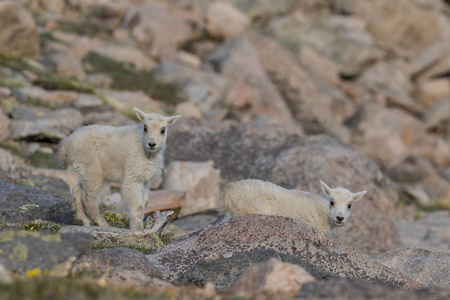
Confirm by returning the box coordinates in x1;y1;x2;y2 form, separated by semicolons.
297;277;450;300
0;229;92;274
0;179;73;226
59;225;164;254
374;246;450;289
75;247;162;278
147;215;421;291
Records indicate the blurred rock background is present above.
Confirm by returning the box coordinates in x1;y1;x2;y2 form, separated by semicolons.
0;0;449;298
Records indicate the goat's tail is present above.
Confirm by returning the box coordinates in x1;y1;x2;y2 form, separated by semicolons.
57;140;68;169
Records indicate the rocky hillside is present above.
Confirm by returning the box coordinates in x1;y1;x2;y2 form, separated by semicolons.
0;0;449;299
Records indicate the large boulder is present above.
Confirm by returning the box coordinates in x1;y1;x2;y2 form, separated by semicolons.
0;1;40;59
374;246;450;289
0;229;91;275
147;215;421;291
249;33;352;141
206;36;300;129
166;118;399;253
0;178;74;226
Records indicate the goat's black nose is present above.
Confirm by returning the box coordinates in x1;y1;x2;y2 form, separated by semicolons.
336;216;344;221
149;143;156;148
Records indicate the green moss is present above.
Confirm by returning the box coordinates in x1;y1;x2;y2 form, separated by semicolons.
39;32;68;49
85;52;183;105
26;152;60;169
0;51;96;94
9;243;28;262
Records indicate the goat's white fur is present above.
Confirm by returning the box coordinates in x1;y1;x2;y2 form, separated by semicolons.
219;179;366;234
58;107;181;230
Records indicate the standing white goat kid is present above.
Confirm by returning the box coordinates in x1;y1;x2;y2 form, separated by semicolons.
219;179;366;234
58;107;181;230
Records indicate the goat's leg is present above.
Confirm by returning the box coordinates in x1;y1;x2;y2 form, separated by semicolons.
73;183;91;226
122;181;145;230
81;178;109;227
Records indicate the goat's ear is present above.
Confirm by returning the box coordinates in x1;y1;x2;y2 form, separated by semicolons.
166;115;182;126
352;190;366;202
134;107;147;122
320;180;332;198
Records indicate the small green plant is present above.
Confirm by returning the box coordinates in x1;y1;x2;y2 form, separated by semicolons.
100;206;130;229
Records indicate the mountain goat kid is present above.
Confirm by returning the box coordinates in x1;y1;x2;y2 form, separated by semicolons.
58;107;181;230
219;179;366;234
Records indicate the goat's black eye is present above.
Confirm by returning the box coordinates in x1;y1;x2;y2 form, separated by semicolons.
160;127;166;134
330;200;335;206
348;203;352;209
143;125;147;132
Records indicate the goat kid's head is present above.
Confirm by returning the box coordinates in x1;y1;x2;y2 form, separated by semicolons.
320;180;366;227
134;107;182;154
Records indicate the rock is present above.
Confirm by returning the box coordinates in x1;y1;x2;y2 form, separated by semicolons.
74;247;161;278
0;178;74;225
347;104;434;169
0;229;92;275
94;45;156;71
298;46;340;84
154;61;226;112
13;87;80;108
101;268;170;287
59;211;173;252
337;0;439;58
417;79;450;108
9;108;83;142
206;36;299;129
166;118;399;253
387;156;450;201
175;102;202;120
27;174;71;200
297;277;449;300
174;51;202;69
131;1;192;59
83;111;135;127
267;14;380;78
423;99;450;132
396;211;450;251
100;89;165;116
170;210;219;232
205;2;250;39
163;161;220;217
249;33;350;140
147;215;421;291
52;52;86;80
0;263;12;283
84;73;113;88
144;190;187;215
374;246;450;289
0;109;10;141
230;258;315;295
0;1;40;59
358;61;423;115
71;94;104;113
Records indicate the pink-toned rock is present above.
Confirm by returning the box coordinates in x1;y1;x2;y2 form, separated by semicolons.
374;246;450;289
175;102;202;120
13;87;80;108
147;215;421;291
205;2;250;39
131;1;193;59
0;1;40;59
145;190;187;215
100;90;165;116
417;79;450;108
206;36;300;132
163;160;220;217
348;103;434;168
230;258;315;295
337;0;439;58
52;52;86;79
95;45;156;71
